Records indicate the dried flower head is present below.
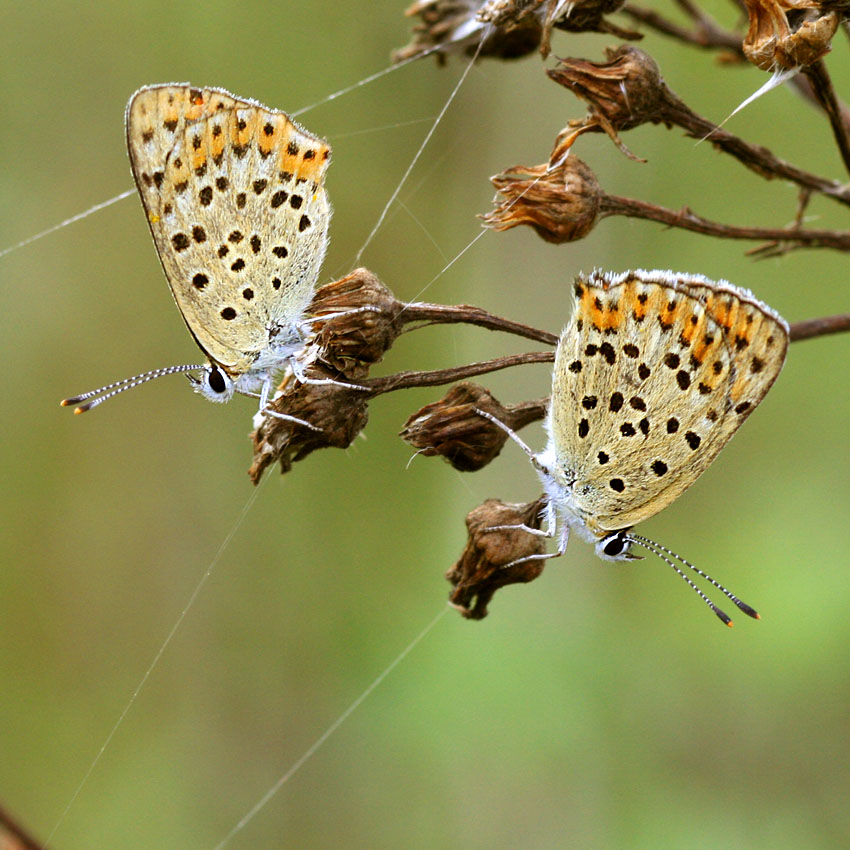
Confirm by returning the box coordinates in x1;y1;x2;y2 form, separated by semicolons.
482;158;603;243
249;364;372;483
447;498;547;619
393;0;542;63
310;268;405;379
548;46;672;160
400;382;546;471
393;0;636;63
742;0;840;71
248;269;408;481
479;0;634;56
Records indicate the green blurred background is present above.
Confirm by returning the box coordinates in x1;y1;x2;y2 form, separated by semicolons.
1;2;849;848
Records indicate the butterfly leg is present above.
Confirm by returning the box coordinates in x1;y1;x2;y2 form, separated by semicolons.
483;499;571;568
245;381;323;432
486;498;556;538
288;356;371;393
301;305;381;326
500;518;569;569
472;408;552;478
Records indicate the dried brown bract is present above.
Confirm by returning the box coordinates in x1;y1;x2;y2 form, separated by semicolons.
393;0;542;63
742;0;840;71
545;45;850;212
447;498;547;618
544;0;635;54
393;0;635;63
249;366;371;483
249;269;408;481
400;382;546;471
543;0;629;31
482;158;602;243
479;0;635;55
310;268;405;379
548;46;671;160
478;0;545;24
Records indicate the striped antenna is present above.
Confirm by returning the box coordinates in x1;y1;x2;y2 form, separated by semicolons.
60;364;204;413
626;533;760;627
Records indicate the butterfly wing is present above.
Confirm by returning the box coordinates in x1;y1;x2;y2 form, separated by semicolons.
126;84;331;374
548;270;788;536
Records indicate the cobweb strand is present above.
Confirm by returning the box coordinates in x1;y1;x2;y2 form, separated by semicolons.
353;29;489;267
210;607;448;850
0;189;135;260
42;481;267;849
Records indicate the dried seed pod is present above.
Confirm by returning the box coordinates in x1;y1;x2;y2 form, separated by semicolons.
742;0;839;71
400;382;546;471
248;269;406;480
482;159;603;243
480;0;633;56
394;0;634;62
447;498;547;619
393;0;542;63
249;365;371;482
310;268;404;379
548;46;671;160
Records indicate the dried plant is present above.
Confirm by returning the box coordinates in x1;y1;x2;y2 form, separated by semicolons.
251;0;850;618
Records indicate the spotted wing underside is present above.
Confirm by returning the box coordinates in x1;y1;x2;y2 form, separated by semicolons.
548;270;788;535
126;84;331;373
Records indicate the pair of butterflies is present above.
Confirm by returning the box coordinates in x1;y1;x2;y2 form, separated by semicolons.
63;84;789;623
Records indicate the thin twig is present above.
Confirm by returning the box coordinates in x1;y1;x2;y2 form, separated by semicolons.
803;61;850;178
623;2;850;132
658;96;850;207
602;194;850;252
789;314;850;342
547;48;850;210
401;303;559;345
0;803;47;850
363;351;555;395
622;1;742;51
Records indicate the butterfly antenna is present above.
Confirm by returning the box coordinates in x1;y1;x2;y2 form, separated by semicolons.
60;364;205;413
629;534;759;623
623;534;737;627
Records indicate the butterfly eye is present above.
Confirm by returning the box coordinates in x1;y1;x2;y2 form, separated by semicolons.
600;532;629;559
208;366;227;394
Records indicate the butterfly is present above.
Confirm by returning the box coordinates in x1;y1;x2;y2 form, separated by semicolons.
62;83;332;415
480;269;789;624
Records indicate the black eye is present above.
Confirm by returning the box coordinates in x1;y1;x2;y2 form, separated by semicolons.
602;534;627;557
208;367;226;394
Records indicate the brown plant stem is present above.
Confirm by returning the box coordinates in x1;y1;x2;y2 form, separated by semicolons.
803;60;850;177
657;95;850;206
622;0;742;51
547;47;850;209
0;802;46;850
400;303;559;345
360;313;848;396
601;194;850;252
789;314;850;341
362;351;556;396
623;2;850;131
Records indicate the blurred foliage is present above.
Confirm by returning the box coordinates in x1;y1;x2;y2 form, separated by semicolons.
1;1;848;849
